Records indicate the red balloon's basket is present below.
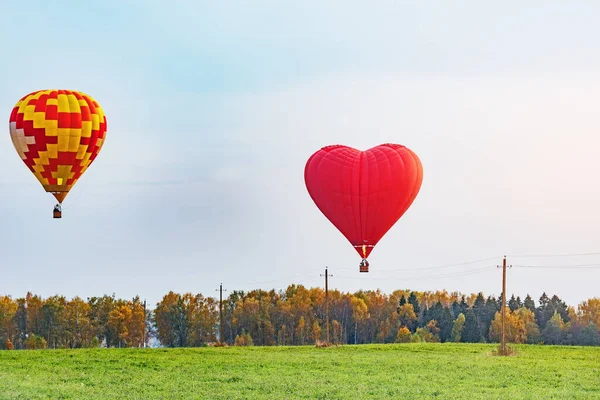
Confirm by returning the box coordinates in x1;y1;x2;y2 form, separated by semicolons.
360;264;369;273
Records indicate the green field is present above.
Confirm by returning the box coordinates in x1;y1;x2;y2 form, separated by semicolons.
1;343;599;399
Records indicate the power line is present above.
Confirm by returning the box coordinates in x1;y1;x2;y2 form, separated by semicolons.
377;256;502;272
514;263;600;269
335;266;494;282
335;255;503;273
508;252;600;258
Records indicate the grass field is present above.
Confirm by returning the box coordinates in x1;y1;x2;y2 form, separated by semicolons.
1;343;599;399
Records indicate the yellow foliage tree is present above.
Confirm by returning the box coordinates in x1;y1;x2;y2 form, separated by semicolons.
488;307;526;344
397;304;417;330
396;326;411;343
312;321;321;343
0;296;18;347
578;298;600;327
295;316;306;345
332;319;343;345
234;330;253;346
64;297;93;348
351;297;369;344
108;305;132;348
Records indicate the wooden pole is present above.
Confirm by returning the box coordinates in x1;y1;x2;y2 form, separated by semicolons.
501;256;506;355
497;256;511;355
321;267;333;343
215;284;227;344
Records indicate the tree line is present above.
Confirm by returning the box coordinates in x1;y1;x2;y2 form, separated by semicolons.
1;287;599;349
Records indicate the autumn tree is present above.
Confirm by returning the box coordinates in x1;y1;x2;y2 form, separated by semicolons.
25;292;44;336
108;305;133;348
312;321;322;343
24;334;47;350
395;326;411;343
234;329;253;346
88;295;122;347
351;297;369;344
516;307;541;344
407;292;420;316
154;292;217;348
332;319;343;345
578;298;600;328
397;304;417;333
64;297;94;348
295;316;306;345
488;307;526;344
0;296;18;349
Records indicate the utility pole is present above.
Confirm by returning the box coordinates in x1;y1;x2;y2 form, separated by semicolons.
320;267;333;343
497;256;512;355
215;284;227;344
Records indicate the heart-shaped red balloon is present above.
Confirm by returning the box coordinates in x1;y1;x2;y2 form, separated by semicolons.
304;143;423;260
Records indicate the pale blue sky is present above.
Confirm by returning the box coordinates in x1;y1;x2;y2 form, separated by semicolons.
2;1;600;307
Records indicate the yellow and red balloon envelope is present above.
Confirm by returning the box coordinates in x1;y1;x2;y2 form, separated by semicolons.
9;89;107;203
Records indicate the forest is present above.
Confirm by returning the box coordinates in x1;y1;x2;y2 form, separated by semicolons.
1;287;599;350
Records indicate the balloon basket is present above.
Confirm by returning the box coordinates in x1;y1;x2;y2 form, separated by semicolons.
53;210;62;219
359;258;369;273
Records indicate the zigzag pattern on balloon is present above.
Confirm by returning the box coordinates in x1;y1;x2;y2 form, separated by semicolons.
8;89;107;202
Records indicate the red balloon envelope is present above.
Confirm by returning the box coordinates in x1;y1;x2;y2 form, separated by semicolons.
304;144;423;271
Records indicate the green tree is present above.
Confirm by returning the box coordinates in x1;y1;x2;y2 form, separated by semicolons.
438;307;454;342
523;295;536;311
40;296;65;349
578;323;600;346
407;292;420;315
451;313;465;342
473;293;489;341
461;309;481;343
24;334;47;349
451;301;462;318
542;312;566;345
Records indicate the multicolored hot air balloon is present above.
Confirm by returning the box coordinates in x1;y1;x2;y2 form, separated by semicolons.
304;143;423;272
9;89;107;218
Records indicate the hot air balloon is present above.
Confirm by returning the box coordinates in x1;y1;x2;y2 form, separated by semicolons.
8;89;107;218
304;143;423;272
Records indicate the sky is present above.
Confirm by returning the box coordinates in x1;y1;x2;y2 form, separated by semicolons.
1;0;600;308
